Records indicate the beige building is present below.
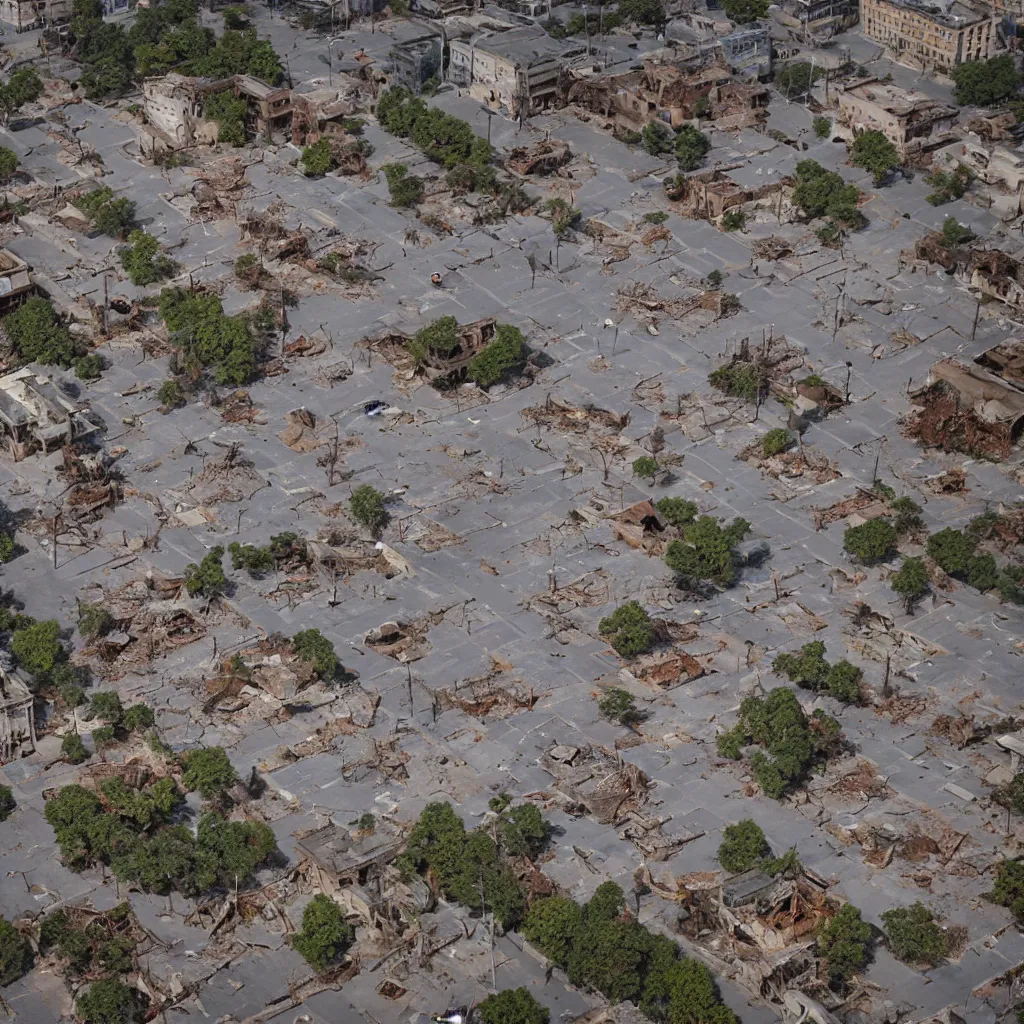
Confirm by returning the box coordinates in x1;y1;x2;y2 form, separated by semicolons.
447;26;586;119
860;0;995;70
838;79;959;159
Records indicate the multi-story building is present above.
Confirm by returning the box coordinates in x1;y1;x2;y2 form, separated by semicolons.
860;0;996;70
771;0;859;42
838;78;960;159
447;26;586;120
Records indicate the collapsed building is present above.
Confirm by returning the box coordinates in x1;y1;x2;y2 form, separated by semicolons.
139;69;377;161
0;0;70;31
666;164;788;222
904;355;1024;461
837;79;959;161
0;367;101;460
718;26;773;81
565;55;769;134
0;658;35;764
0;249;34;314
931;131;1024;220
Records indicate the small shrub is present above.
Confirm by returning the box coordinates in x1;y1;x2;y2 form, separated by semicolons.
706;269;723;288
61;732;89;764
75;354;103;380
0;916;32;986
880;902;948;966
709;362;767;403
762;428;792;457
292;628;338;680
301;138;334;177
597;687;642;726
87;691;123;724
181;747;238;799
891;556;929;614
382;163;423;207
466;324;526;388
643;211;669;225
597;601;654;658
813;116;832;139
349;485;389;536
890;496;923;535
183;547;228;598
76;977;141;1024
655;497;697;528
0;785;15;821
119;230;176;286
817;904;873;988
721;208;746;231
718;819;768;873
79;603;113;639
122;705;154;733
632;455;658;479
477;988;550;1024
843;518;897;563
158;379;186;410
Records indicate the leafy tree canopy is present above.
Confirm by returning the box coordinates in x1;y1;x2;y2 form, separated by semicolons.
951;53;1020;106
291;894;353;971
848;130;900;187
598;601;654;658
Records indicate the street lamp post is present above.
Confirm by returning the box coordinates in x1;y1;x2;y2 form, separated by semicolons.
582;2;590;54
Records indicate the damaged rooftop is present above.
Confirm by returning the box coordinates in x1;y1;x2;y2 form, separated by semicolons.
1;2;1024;1024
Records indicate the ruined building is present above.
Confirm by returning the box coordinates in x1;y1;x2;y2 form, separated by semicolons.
0;249;34;313
770;0;859;42
860;0;996;70
0;0;70;31
0;368;100;460
718;27;773;81
932;132;1024;219
447;26;587;119
140;71;376;161
0;659;35;764
837;79;959;161
565;55;769;134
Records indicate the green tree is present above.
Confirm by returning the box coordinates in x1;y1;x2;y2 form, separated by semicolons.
119;230;176;286
203;89;247;146
849;130;900;186
675;124;711;172
497;803;550;859
76;977;141;1024
477;988;550;1024
180;746;237;799
618;0;663;23
0;68;43;124
522;895;581;968
292;629;338;680
0;785;14;821
718;819;768;873
11;619;63;679
663;516;751;589
817;904;872;989
880;902;948;966
0;147;19;179
598;601;654;658
641;120;674;156
775;62;820;97
3;297;77;367
467;324;527;387
291;894;353;971
598;687;642;726
773;641;862;704
891;556;929;614
813;116;832;139
791;160;864;228
0;917;32;986
951;53;1020;106
349;485;389;536
228;541;275;576
183;547;227;598
843;518;897;563
722;0;767;20
301;139;335;177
